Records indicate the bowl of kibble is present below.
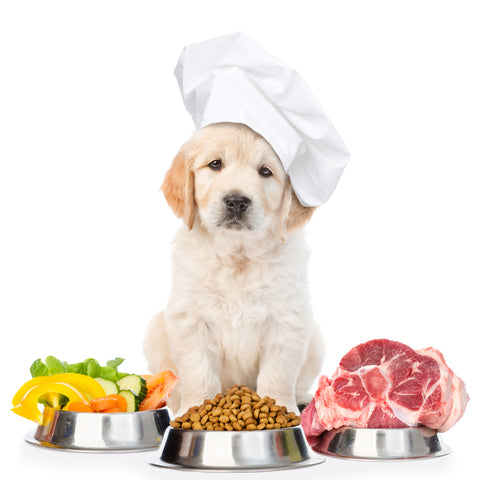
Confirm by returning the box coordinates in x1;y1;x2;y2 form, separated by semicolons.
150;385;325;471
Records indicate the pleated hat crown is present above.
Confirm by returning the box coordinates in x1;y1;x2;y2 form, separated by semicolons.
174;32;350;207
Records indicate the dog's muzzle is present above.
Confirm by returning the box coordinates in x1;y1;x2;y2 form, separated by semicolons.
224;194;251;215
218;193;253;230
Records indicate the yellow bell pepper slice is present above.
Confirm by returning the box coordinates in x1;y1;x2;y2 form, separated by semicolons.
11;382;89;424
12;373;106;407
11;373;106;424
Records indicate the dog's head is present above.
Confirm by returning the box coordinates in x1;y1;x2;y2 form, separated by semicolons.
162;123;314;239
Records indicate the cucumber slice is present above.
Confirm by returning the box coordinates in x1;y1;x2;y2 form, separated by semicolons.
94;377;119;395
119;390;137;412
116;375;146;402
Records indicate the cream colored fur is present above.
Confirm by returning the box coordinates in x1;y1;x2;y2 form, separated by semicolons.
144;123;324;415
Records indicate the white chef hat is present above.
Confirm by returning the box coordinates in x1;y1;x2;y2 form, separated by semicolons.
174;31;350;207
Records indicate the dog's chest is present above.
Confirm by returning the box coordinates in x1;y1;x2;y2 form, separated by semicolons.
202;255;276;385
201;253;282;323
170;229;309;387
172;231;308;332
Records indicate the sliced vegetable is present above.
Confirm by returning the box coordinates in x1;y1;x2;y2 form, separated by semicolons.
38;392;69;409
90;394;127;413
116;375;147;401
13;358;177;422
139;370;178;411
110;394;127;412
12;383;90;423
90;396;117;412
68;401;94;412
118;390;137;412
142;371;177;392
12;373;106;407
94;378;119;395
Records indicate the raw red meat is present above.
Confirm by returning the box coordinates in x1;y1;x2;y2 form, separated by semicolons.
301;339;468;438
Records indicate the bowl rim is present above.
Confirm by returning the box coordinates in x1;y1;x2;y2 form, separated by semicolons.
166;425;303;433
42;405;169;417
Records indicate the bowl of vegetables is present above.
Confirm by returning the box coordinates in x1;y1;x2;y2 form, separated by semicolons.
12;356;178;452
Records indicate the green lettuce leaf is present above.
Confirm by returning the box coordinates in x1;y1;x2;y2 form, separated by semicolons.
63;361;85;375
98;366;117;382
85;359;100;378
30;358;48;378
106;357;124;370
45;356;66;375
28;356;132;382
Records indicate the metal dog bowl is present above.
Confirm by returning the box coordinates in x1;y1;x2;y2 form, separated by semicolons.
311;427;451;460
25;406;171;452
150;426;325;471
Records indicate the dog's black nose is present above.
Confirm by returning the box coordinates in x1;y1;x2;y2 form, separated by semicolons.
224;194;251;215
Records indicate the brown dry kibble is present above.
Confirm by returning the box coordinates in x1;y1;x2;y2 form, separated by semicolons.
191;413;201;423
169;385;302;432
211;407;222;417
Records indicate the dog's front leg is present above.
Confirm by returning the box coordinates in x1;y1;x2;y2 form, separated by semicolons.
165;312;221;416
256;321;308;414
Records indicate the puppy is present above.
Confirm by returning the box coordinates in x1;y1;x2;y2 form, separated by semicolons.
144;122;324;415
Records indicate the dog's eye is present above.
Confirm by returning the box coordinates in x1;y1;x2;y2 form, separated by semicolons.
208;159;223;170
259;166;273;177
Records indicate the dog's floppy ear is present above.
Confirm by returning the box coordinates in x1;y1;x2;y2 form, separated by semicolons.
161;147;196;230
279;178;316;240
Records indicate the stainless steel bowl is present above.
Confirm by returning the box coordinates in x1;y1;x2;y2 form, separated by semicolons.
311;427;451;460
24;406;171;452
150;426;325;472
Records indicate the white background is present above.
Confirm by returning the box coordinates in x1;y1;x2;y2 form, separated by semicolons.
1;1;478;478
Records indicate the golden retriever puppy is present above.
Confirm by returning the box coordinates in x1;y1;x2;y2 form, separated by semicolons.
144;122;324;415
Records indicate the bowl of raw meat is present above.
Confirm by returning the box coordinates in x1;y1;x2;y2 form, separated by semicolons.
301;339;469;460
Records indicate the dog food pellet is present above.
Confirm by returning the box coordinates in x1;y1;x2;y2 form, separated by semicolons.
170;385;301;431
